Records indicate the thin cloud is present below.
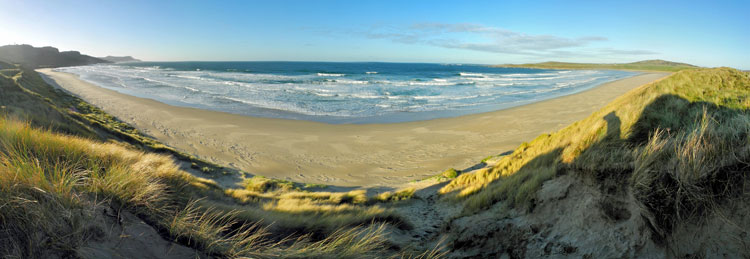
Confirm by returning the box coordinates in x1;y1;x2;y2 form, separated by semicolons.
359;23;655;57
596;48;659;55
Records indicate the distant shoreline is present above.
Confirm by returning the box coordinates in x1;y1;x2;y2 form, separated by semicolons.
38;68;668;188
494;59;697;72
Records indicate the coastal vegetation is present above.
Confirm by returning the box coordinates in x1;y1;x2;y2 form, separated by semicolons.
498;59;697;72
1;62;234;178
442;67;750;238
0;117;407;258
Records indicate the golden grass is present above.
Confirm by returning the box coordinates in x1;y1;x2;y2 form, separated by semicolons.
1;66;232;176
244;175;298;192
373;187;416;203
441;67;750;220
631;110;750;234
0;118;408;257
222;186;411;234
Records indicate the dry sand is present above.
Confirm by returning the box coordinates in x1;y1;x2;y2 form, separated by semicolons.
38;69;668;188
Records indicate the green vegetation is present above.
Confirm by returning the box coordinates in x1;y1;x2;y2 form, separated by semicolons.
421;168;461;182
0;65;95;137
372;188;416;203
1;64;230;176
244;175;298;192
497;59;697;72
0;118;403;257
224;178;412;234
441;168;459;179
442;67;750;236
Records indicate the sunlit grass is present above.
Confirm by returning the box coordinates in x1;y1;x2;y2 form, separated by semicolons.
441;67;750;225
372;187;416;203
0;118;408;257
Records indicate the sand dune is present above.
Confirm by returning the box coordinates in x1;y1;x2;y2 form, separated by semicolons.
38;69;668;188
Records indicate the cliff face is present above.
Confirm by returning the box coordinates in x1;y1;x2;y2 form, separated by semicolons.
0;44;110;68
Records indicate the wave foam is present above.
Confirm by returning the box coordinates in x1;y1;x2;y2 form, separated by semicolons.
57;63;633;122
317;73;345;77
459;72;485;77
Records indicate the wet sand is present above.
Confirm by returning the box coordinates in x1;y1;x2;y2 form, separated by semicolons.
38;69;668;187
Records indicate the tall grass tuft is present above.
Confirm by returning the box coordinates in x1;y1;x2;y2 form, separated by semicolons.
440;67;750;227
631;110;750;234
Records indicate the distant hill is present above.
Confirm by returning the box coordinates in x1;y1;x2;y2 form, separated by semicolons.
0;44;110;68
98;55;141;63
627;59;695;67
497;59;698;72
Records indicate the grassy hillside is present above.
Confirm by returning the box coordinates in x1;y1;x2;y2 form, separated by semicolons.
0;44;109;68
442;67;750;236
497;59;698;72
0;64;238;175
0;66;432;257
0;63;98;137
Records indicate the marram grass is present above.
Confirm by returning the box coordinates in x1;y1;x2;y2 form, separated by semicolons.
442;67;750;233
0;118;413;258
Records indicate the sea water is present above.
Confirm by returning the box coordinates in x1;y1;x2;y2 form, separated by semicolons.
56;62;636;123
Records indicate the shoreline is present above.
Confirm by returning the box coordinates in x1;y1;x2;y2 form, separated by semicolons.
38;68;668;187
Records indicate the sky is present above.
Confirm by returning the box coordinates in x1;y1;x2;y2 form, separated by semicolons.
0;0;747;69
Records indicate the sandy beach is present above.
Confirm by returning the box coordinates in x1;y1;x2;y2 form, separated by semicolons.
38;69;667;188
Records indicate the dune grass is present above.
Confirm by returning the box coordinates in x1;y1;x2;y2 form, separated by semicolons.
0;117;415;257
372;188;416;203
420;168;461;183
631;109;750;235
0;118;230;257
0;66;96;137
440;67;750;234
1;66;230;175
223;177;415;234
221;188;411;235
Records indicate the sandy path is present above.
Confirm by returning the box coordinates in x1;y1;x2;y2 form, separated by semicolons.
38;69;667;187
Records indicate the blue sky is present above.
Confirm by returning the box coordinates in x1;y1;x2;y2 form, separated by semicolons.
1;0;747;68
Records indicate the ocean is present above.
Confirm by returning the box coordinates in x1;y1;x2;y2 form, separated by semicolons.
55;62;637;124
